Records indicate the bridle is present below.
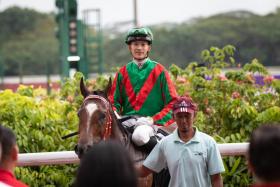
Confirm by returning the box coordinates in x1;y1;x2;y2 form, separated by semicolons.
62;94;113;140
80;95;113;140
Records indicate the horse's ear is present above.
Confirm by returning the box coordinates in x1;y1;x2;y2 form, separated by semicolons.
80;77;90;98
104;77;112;98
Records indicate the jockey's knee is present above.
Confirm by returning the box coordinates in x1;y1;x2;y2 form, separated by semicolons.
132;125;154;146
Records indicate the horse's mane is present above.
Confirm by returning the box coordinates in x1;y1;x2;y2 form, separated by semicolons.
110;107;129;137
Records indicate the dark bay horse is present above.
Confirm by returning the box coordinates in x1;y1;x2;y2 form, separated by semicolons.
74;78;154;187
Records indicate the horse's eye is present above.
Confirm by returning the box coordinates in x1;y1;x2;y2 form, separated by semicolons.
77;109;81;117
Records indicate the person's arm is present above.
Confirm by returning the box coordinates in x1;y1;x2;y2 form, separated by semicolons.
207;138;225;187
211;173;223;187
108;71;123;113
139;140;166;177
136;165;154;178
152;69;177;126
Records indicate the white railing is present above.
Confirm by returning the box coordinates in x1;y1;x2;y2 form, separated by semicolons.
17;143;249;167
18;151;79;166
218;143;248;156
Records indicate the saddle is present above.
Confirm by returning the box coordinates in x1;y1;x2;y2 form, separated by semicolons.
118;115;176;140
156;124;176;139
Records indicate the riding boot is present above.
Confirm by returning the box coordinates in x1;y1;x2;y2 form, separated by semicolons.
140;136;158;153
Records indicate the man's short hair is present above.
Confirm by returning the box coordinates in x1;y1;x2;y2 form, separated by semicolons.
249;124;280;182
0;125;16;161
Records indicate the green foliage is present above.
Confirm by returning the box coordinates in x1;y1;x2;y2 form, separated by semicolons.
0;7;41;41
216;134;251;187
243;59;268;75
223;157;251;187
272;79;280;95
255;106;280;124
104;10;280;68
0;7;59;75
0;85;78;186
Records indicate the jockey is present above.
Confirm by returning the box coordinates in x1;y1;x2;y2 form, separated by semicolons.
109;27;177;152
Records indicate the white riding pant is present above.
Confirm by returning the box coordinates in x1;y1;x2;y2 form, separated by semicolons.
122;118;156;146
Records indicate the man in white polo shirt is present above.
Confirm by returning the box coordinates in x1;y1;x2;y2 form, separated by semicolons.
138;96;225;187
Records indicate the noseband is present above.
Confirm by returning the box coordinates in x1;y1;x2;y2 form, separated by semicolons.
81;95;113;140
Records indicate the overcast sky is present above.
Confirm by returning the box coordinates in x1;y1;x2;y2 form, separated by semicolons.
1;0;280;26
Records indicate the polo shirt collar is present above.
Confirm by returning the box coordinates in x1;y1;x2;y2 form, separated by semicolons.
173;127;201;144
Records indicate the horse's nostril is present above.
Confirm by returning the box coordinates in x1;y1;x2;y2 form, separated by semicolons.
75;144;84;159
74;145;79;154
74;144;92;159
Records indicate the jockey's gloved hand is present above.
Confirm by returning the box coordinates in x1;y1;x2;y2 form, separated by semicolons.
136;117;154;127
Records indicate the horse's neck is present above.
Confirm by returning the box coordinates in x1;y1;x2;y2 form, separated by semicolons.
111;119;127;143
111;119;148;163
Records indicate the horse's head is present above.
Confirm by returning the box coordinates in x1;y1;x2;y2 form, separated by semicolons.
75;77;113;158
